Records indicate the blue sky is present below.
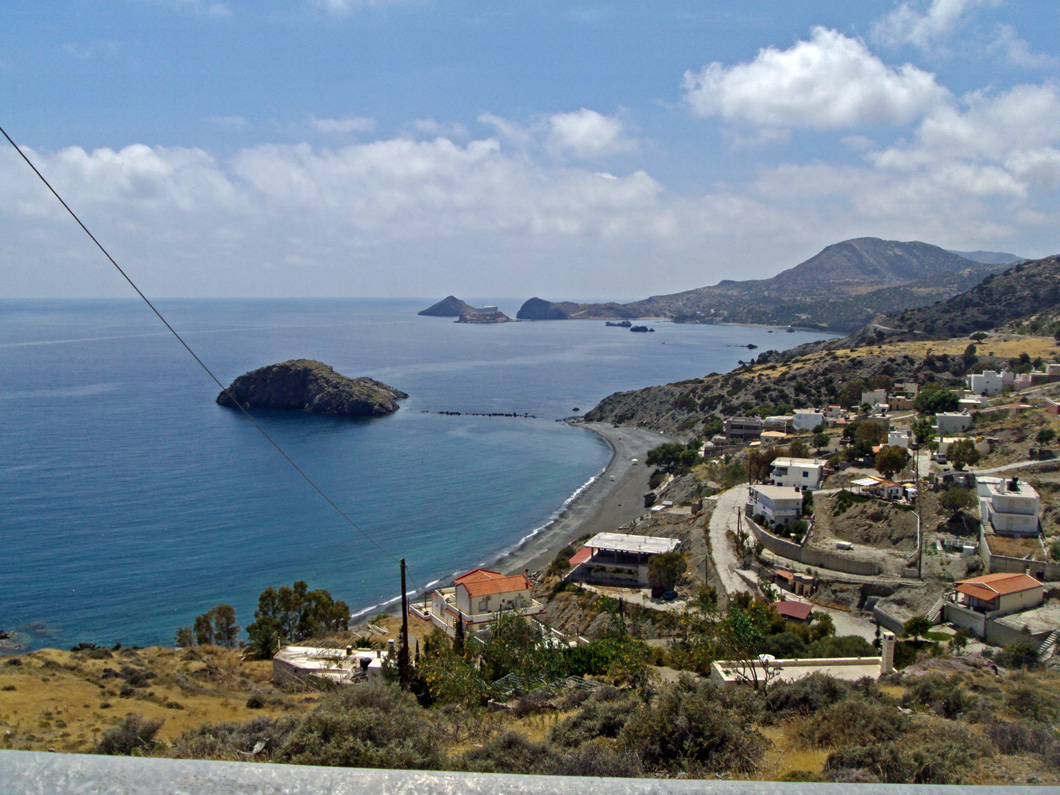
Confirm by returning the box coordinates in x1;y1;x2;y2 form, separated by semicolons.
2;1;1059;299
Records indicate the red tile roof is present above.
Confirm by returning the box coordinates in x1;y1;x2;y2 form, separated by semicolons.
569;547;592;566
461;574;529;597
955;572;1041;601
773;601;813;621
455;569;504;585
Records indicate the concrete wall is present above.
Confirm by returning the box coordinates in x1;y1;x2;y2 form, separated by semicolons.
982;526;1060;581
748;518;881;576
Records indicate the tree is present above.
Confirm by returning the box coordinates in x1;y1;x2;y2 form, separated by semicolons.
902;615;933;644
174;626;194;647
647;551;687;591
813;432;830;451
949;628;970;655
747;447;780;483
913;417;935;447
914;385;959;415
837;379;865;409
787;439;809;458
1037;427;1056;446
646;442;698;474
245;580;350;649
875;445;910;480
940;486;974;516
854;420;885;445
947;438;980;470
211;604;240;648
808;611;835;642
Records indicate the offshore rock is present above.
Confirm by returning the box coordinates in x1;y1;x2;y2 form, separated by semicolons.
217;359;407;418
418;296;477;317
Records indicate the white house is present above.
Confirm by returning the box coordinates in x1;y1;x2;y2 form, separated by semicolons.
792;409;824;432
429;569;544;640
770;457;825;491
851;476;904;501
978;477;1040;536
935;412;973;435
748;484;803;526
951;573;1043;616
887;430;910;449
567;532;681;587
968;370;1004;396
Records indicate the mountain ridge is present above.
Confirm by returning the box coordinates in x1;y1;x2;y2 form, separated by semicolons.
516;238;1017;332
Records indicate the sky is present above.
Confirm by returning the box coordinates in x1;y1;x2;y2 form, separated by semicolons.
2;1;1059;300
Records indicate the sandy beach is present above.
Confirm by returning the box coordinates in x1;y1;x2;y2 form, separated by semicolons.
494;422;676;577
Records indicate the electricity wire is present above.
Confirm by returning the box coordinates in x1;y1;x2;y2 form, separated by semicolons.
1;123;423;599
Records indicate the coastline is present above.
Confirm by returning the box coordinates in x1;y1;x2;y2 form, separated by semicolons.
359;422;672;623
494;422;673;577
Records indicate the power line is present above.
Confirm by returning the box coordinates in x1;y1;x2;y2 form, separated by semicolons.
1;123;421;598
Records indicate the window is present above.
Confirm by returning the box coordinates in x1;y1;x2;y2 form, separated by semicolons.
479;598;489;611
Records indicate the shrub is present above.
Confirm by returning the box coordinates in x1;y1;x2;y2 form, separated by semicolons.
277;682;441;770
763;673;851;720
799;698;907;749
985;720;1059;758
618;678;767;775
543;741;643;778
169;715;300;760
94;713;164;756
549;693;639;749
901;674;977;719
457;730;549;774
1006;684;1060;724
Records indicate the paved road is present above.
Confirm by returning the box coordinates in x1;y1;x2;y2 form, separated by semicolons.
706;484;754;602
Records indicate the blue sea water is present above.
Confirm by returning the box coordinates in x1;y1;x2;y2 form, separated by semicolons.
0;299;830;651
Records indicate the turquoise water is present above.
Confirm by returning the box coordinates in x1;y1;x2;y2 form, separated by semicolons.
0;299;829;650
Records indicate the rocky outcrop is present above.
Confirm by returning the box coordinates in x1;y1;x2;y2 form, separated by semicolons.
217;360;407;418
456;309;514;324
419;296;477;317
516;297;634;320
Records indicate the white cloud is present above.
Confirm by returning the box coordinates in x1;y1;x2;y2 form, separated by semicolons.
309;115;376;135
314;0;411;15
478;109;635;160
546;109;636;159
210;115;249;129
407;119;469;139
61;41;120;60
987;25;1060;69
871;0;985;50
683;27;948;129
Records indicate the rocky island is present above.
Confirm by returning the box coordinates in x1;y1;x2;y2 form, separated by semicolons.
217;359;407;418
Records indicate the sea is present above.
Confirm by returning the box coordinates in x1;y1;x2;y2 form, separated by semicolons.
0;299;830;651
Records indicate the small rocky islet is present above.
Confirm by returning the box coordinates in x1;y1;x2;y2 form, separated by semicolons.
216;359;407;418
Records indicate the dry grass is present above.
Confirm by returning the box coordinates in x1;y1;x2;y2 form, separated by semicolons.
753;723;829;781
0;646;314;753
986;535;1045;560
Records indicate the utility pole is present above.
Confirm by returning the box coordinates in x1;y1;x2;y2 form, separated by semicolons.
400;558;410;689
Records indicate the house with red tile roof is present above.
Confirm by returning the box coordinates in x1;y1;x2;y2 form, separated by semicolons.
772;600;813;622
428;568;544;640
944;572;1044;642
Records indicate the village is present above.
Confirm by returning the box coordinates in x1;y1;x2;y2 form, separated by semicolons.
273;356;1060;693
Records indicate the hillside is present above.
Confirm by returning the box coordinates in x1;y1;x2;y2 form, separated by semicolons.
516;238;1015;332
582;335;1056;441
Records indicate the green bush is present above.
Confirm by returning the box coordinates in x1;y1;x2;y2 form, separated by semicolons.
542;740;643;778
901;674;977;719
1006;684;1060;724
168;715;299;760
549;692;639;749
457;730;549;774
277;682;441;770
799;697;907;749
618;678;767;775
763;673;851;720
95;713;164;756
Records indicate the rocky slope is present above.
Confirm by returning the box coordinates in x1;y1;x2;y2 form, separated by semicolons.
418;296;478;317
517;238;1015;332
217;360;407;417
769;253;1060;361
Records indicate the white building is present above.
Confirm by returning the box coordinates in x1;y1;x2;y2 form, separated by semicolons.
978;477;1040;536
567;532;681;587
935;412;973;435
429;569;544;640
861;388;887;407
887;430;910;449
792;409;824;432
273;645;390;687
770;457;825;491
968;370;1004;396
748;484;803;526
